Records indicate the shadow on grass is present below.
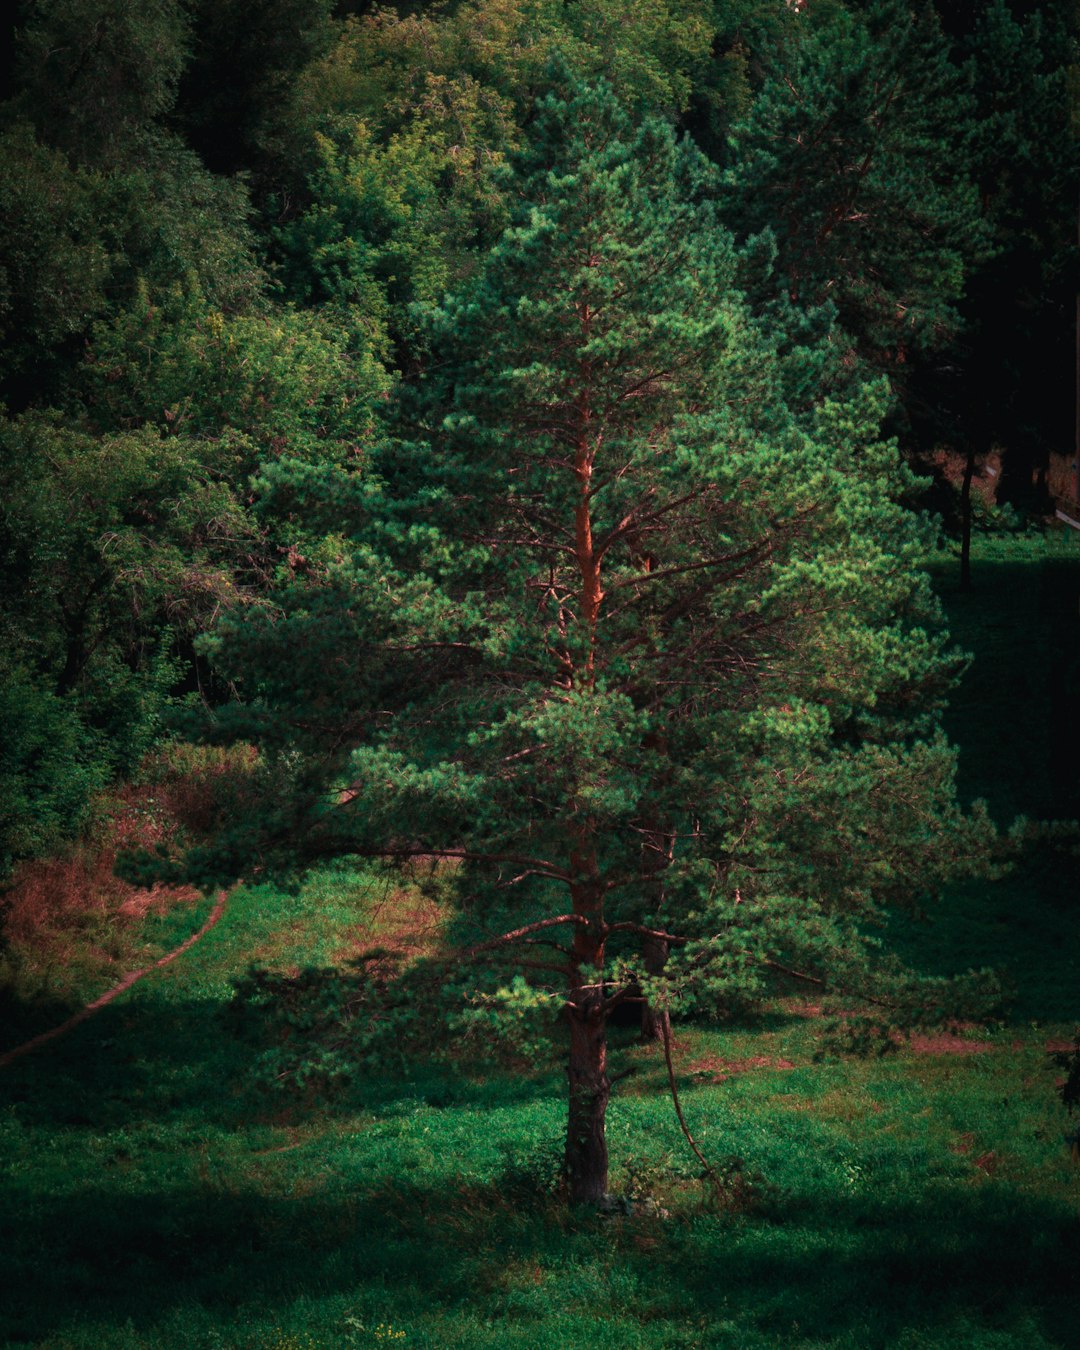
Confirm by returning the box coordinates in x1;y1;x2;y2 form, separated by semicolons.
0;987;88;1055
932;554;1079;824
2;1166;1077;1347
887;553;1080;1025
0;974;567;1134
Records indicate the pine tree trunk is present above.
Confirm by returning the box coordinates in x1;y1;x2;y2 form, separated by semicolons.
565;990;610;1204
959;443;975;592
565;823;610;1205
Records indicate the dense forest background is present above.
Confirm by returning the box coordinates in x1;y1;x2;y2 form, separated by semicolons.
2;0;1078;880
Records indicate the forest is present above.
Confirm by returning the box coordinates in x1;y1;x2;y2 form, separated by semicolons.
1;0;1079;1345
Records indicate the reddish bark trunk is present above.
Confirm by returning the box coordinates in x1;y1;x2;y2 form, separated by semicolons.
562;293;612;1204
565;987;610;1204
564;829;609;1203
573;368;602;682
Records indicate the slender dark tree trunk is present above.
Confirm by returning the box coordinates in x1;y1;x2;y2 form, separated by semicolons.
959;442;975;592
563;802;611;1204
639;931;670;1042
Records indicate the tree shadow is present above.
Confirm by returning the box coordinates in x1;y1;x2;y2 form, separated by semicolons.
0;966;566;1135
2;1165;1077;1347
933;554;1079;823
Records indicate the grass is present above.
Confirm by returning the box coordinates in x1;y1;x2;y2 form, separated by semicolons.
898;528;1080;1022
1;530;1078;1349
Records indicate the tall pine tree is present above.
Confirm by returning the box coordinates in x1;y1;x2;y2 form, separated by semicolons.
196;77;993;1204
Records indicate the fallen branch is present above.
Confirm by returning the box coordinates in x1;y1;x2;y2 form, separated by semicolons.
0;889;231;1072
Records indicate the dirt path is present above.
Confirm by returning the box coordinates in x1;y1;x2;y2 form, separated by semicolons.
0;889;230;1071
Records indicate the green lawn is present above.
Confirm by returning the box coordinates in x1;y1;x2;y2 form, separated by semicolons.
1;532;1078;1350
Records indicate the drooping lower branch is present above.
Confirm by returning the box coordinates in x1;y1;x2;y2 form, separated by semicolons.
661;1011;723;1203
639;930;671;1043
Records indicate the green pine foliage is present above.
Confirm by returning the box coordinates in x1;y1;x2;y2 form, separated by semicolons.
721;0;988;387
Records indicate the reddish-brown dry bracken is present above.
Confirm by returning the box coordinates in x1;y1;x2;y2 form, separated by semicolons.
0;889;229;1071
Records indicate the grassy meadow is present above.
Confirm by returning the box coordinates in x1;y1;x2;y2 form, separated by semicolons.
1;531;1078;1350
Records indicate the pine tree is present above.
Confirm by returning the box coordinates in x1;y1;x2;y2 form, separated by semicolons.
721;0;986;393
198;77;993;1204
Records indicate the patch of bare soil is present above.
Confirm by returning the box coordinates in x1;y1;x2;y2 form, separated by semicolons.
949;1132;1006;1179
0;758;246;980
907;1032;995;1056
688;1054;797;1082
1;795;202;958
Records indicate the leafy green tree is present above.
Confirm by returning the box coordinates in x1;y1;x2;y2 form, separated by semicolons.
12;0;190;165
1;0;264;404
88;138;263;319
0;123;107;404
0;409;245;870
296;0;717;134
0;265;387;865
195;79;992;1204
0;124;262;409
82;283;386;463
275;119;490;366
0;410;244;708
0;662;109;880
